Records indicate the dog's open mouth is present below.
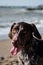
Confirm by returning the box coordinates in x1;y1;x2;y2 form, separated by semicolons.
10;40;23;55
10;46;19;55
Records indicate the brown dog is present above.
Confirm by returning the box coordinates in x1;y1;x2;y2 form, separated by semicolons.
8;22;42;65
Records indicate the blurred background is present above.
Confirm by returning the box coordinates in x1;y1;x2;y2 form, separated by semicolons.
0;0;43;40
0;0;43;61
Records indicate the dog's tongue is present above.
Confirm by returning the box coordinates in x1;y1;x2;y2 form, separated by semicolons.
10;46;18;55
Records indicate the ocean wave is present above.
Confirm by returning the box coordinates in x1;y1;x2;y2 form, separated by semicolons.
0;27;10;35
0;7;43;40
0;23;43;40
0;22;14;28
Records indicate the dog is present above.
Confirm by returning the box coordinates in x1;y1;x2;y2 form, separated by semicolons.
8;22;43;65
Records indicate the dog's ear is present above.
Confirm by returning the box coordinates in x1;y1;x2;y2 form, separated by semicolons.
8;23;16;39
31;23;41;39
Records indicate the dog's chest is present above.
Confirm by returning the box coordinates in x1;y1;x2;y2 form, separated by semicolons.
17;51;30;65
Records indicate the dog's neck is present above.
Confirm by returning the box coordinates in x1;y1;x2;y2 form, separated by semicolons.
21;36;33;55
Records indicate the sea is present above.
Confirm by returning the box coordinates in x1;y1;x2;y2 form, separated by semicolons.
0;7;43;40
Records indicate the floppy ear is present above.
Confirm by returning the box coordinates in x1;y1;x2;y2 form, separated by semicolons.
8;23;16;39
31;23;41;39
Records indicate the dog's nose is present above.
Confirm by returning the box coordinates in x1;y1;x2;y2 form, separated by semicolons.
11;39;17;45
12;36;17;44
13;34;18;41
12;33;18;44
13;37;17;42
13;36;17;42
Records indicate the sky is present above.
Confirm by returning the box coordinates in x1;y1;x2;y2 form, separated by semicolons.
0;0;43;6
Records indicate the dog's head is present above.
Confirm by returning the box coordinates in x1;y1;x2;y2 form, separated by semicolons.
8;22;41;55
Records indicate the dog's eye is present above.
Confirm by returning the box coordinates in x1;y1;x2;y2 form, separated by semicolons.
12;32;15;35
12;30;18;35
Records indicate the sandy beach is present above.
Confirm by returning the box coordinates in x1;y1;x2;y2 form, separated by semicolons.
0;34;43;65
0;39;18;65
0;39;12;57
